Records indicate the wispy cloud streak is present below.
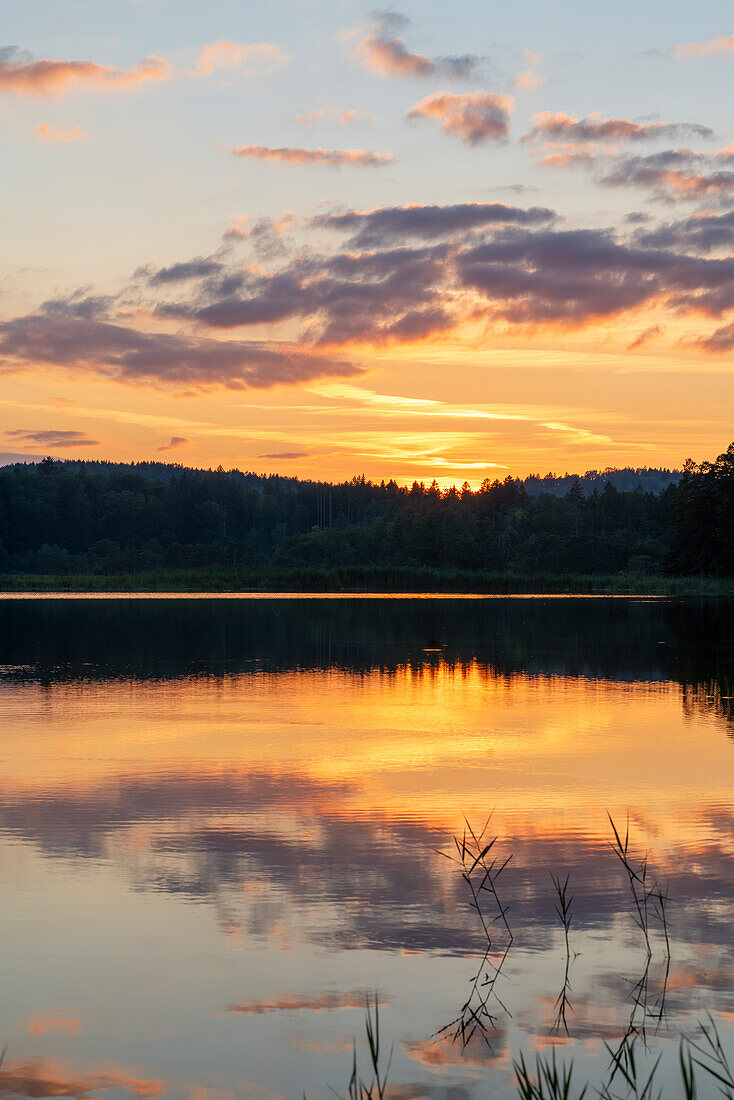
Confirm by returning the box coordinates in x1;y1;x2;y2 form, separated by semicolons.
675;33;734;57
35;123;86;142
231;144;394;167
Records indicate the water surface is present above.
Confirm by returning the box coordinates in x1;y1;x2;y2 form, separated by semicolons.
1;596;732;1099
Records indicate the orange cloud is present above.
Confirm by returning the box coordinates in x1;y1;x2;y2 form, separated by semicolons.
28;1013;82;1036
407;90;513;144
404;1034;506;1068
606;161;734;199
355;33;439;78
513;69;542;89
294;107;375;125
35;123;86;143
0;49;169;97
675;33;734;57
524;110;712;144
0;1059;164;1099
539;150;596;167
231;144;394;168
514;52;544;90
351;15;483;81
227;992;370;1015
194;41;288;78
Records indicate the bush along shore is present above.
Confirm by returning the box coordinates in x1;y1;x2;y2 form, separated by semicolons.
2;567;734;595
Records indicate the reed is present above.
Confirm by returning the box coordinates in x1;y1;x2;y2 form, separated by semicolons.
686;1012;734;1098
324;995;391;1100
515;1049;587;1100
607;814;670;959
313;808;728;1100
336;1011;734;1099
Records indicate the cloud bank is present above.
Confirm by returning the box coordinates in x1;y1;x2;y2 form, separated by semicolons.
0;312;361;389
314;201;554;246
5;195;734;396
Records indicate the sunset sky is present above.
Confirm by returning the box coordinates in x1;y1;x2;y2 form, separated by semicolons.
2;0;734;485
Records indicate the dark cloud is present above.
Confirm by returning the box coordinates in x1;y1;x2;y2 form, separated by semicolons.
407;90;513;144
135;206;734;347
6;199;734;380
313;201;554;247
156;435;188;451
456;225;734;324
0;312;361;389
40;291;115;319
600;149;734;201
6;428;100;448
635;209;734;253
523;110;713;145
367;9;410;33
530;141;734;207
627;324;663;350
185;244;453;346
257;450;309;459
691;321;734;352
144;257;225;285
353;14;485;81
381;306;453;340
234;217;293;259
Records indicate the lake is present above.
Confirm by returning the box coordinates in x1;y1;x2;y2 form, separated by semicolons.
0;595;732;1099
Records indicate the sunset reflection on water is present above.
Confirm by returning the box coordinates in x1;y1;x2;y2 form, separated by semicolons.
0;596;732;1099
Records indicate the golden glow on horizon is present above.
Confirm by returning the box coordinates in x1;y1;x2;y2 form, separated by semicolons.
3;338;729;487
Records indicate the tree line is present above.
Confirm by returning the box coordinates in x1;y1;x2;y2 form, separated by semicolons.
0;446;729;577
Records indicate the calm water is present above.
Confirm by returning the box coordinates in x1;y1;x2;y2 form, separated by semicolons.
0;595;732;1099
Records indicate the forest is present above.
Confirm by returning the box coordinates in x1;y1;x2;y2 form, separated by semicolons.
0;446;730;580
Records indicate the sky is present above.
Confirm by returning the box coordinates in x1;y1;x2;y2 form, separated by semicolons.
2;0;734;486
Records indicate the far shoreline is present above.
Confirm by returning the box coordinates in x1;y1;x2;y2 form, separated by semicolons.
1;567;733;597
